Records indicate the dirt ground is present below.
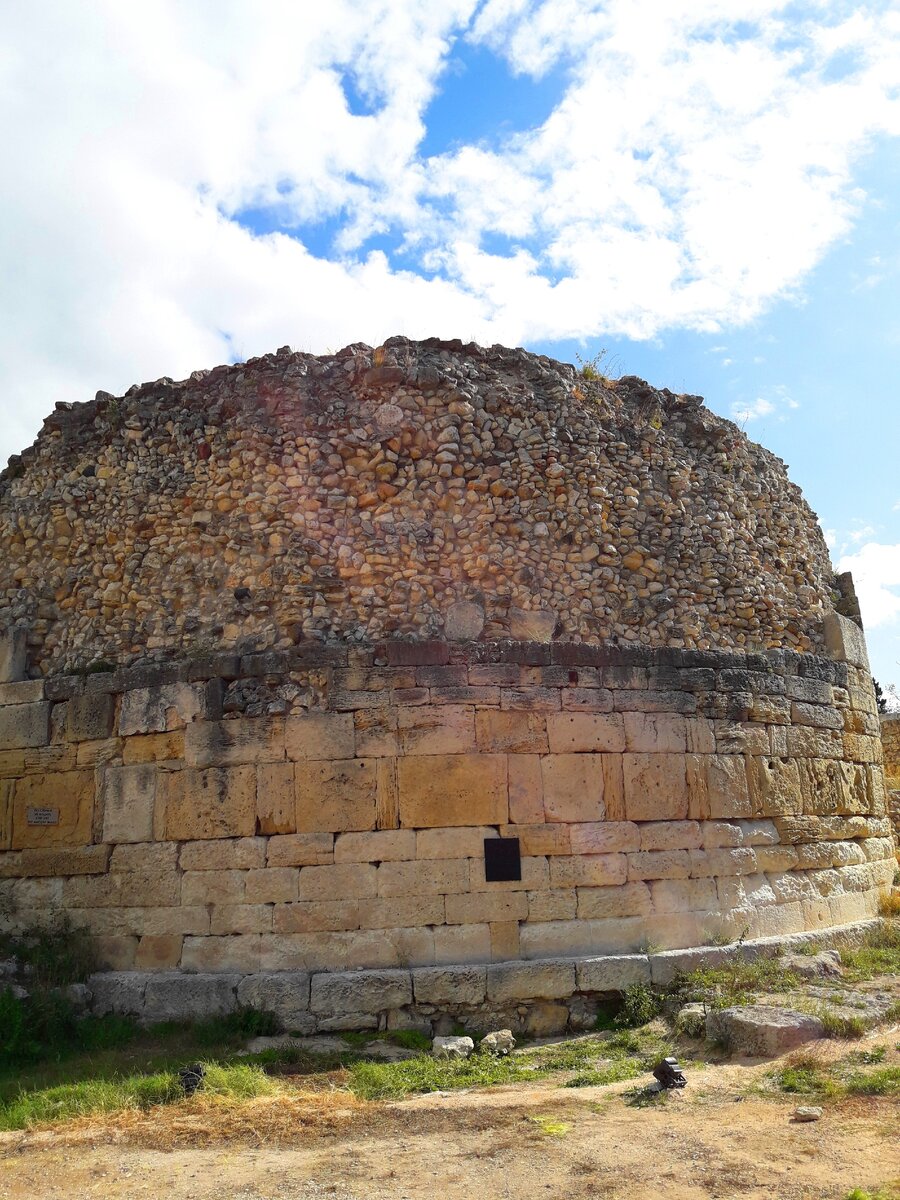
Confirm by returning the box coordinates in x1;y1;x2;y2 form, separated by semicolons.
0;1046;897;1200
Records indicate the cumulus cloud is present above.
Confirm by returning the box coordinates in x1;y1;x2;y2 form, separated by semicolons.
838;542;900;628
1;0;899;463
731;397;776;423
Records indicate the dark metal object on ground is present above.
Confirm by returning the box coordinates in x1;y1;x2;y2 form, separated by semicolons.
178;1063;206;1096
652;1057;687;1089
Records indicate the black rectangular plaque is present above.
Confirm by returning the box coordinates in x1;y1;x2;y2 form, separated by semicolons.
484;836;521;882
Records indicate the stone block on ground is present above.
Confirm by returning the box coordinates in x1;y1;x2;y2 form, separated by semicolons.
432;1035;475;1060
479;1028;516;1054
705;1005;825;1056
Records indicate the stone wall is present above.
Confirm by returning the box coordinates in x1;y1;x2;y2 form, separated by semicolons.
1;620;894;1030
881;713;900;789
0;338;835;676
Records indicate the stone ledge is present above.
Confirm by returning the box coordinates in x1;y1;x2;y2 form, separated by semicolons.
82;919;882;1028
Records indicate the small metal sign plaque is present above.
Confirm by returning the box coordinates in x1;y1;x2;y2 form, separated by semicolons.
26;807;59;826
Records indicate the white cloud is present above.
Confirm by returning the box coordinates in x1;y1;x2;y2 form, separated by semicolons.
731;397;776;423
838;542;900;628
1;1;900;464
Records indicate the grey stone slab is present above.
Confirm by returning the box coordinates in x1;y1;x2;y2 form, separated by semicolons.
67;692;115;741
486;960;576;1003
824;612;870;670
0;701;50;749
237;971;312;1028
706;1006;825;1056
310;969;413;1015
142;972;240;1021
0;627;27;684
413;965;487;1006
87;971;148;1016
575;954;651;992
649;945;731;986
0;680;44;706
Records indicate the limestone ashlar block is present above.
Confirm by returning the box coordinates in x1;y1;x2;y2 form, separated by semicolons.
298;862;377;901
123;731;185;764
548;854;628;888
397;754;507;828
0;702;50;751
787;726;843;759
210;905;274;935
119;684;206;736
568;820;640;854
746;756;803;818
64;842;180;907
0;779;11;849
791;702;843;731
160;766;256;840
486;959;575;1003
508;754;543;824
499;823;571;855
376;857;469;897
525;916;648;957
0;680;44;706
179;837;266;871
627;849;692;880
0;843;110;878
274;900;362;933
444;891;528;924
358;895;446;929
688;846;758;877
527;889;577;921
0;627;27;684
11;769;94;849
266;833;335;867
576;880;653;919
691;755;752;820
0;750;26;778
843;733;883;764
296;759;378;833
575;955;651;991
242;867;299;904
541;753;605;822
714;721;769;756
546;712;625;754
72;905;210;937
613;689;696;715
142;972;240;1021
256;762;296;835
823;612;870;670
639;820;703;851
650;877;718;913
469;854;550;892
94;936;138;971
353;710;398;757
182;935;262;973
310;968;412;1015
284;713;355;761
102;764;157;844
715;873;777;910
413;964;487;1005
334;829;416;863
396;705;476;755
475;710;548;753
623;753;689;821
501;687;561;712
135;935;184;971
66;693;115;743
561;687;615;712
415;826;495;860
184;717;285;768
622;712;687;753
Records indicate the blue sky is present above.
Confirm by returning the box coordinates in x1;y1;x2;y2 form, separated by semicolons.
1;0;899;692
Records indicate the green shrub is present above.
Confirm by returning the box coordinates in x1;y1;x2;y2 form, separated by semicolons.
615;983;660;1028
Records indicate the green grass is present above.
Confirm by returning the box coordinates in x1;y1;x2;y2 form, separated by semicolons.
844;1186;900;1200
767;1054;900;1100
668;955;801;1009
0;1062;275;1131
839;922;900;983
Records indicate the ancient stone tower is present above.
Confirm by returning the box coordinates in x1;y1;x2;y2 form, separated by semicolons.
0;337;894;1030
